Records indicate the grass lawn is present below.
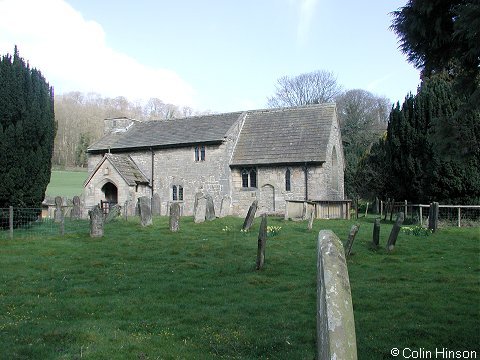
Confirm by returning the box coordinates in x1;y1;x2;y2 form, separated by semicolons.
0;216;478;359
46;170;88;198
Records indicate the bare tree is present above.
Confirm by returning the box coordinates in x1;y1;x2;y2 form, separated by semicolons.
267;70;343;108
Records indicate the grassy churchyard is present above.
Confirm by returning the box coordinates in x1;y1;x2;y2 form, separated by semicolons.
0;215;479;359
46;170;88;198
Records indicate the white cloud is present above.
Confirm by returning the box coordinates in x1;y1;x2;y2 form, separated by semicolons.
0;0;196;106
292;0;319;45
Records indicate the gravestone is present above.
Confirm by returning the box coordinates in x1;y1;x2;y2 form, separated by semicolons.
105;204;121;223
169;202;180;232
307;209;315;230
242;200;258;230
152;193;161;216
374;197;379;214
71;195;81;219
138;196;153;227
54;196;63;223
193;192;203;216
219;195;231;218
428;202;439;232
256;214;267;270
89;205;104;238
344;224;360;257
205;194;216;221
194;196;207;223
386;212;404;251
372;218;381;248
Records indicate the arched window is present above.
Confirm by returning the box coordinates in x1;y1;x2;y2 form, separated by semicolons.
172;185;178;201
194;146;200;162
241;169;249;188
250;169;257;188
178;186;184;201
285;169;291;191
200;145;206;161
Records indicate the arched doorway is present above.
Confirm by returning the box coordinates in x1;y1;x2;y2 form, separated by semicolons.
260;184;275;214
101;182;118;214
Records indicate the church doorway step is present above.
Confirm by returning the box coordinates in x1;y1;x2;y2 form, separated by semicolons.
101;182;118;215
260;184;275;214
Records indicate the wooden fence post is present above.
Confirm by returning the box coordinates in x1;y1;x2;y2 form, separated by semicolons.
457;207;461;228
9;206;13;240
404;200;408;220
380;200;383;219
419;206;423;226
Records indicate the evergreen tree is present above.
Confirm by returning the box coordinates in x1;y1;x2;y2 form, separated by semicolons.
0;47;55;209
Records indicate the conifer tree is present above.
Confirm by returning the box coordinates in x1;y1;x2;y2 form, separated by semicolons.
0;47;55;209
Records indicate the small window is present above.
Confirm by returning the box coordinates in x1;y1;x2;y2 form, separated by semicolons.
178;186;183;201
200;145;205;161
285;169;291;191
241;168;257;188
172;185;178;201
194;146;200;162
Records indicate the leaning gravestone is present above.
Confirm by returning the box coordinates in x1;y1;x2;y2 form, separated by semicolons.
307;209;315;230
344;224;360;257
194;196;207;223
71;195;81;219
386;212;405;252
428;202;439;233
138;196;153;227
105;204;121;223
372;218;381;248
256;214;267;270
242;200;258;231
54;196;63;223
205;194;216;221
152;193;161;216
169;202;180;232
219;195;231;218
89;205;104;238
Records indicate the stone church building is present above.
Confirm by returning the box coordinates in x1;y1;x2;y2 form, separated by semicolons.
84;103;345;217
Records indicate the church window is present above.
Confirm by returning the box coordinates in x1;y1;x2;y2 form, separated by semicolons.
285;169;291;191
172;185;177;201
195;145;206;162
172;185;184;201
241;168;257;188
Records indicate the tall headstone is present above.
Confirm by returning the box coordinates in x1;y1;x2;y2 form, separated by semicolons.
374;197;379;214
138;196;153;227
152;193;161;216
54;196;63;223
256;214;267;270
344;224;360;257
307;209;315;230
428;202;439;232
71;195;81;219
219;195;231;218
89;205;104;238
169;202;180;232
193;192;203;216
372;218;381;248
242;200;258;230
205;194;216;221
194;196;207;223
105;204;121;223
386;212;405;251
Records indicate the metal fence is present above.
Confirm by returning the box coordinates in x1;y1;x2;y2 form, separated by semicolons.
0;207;89;240
380;201;480;228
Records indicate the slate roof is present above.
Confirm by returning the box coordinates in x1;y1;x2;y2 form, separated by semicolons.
84;154;149;187
88;112;243;152
230;104;336;166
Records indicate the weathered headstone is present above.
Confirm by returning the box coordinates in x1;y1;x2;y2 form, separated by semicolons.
344;224;360;257
194;196;207;223
89;205;104;238
105;204;121;223
374;197;379;214
219;195;231;218
372;218;381;248
242;200;258;230
389;198;396;222
71;195;81;219
256;214;267;270
386;212;405;251
317;230;357;359
169;202;180;232
205;194;216;221
137;196;153;227
152;193;161;216
307;209;315;230
193;192;203;216
428;202;439;232
54;196;63;223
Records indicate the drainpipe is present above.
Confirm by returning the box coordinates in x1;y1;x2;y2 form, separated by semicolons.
304;163;308;201
150;148;155;199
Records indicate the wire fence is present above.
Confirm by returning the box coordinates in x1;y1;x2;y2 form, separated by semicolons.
0;207;89;240
379;201;480;228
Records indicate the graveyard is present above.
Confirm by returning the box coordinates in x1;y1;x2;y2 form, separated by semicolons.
1;215;478;359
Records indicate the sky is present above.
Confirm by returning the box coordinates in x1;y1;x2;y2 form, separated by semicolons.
0;0;421;113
